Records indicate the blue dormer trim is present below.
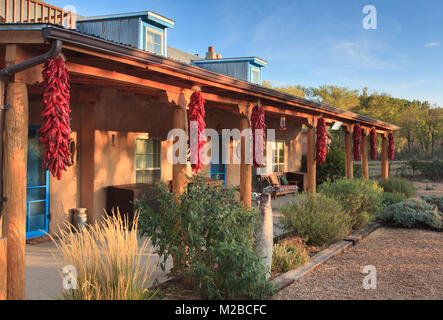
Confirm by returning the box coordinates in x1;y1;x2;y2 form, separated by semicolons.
193;57;267;67
141;21;167;55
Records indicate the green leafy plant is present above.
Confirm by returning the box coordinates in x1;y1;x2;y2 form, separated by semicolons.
379;177;416;198
301;146;346;186
136;174;273;300
272;242;309;274
318;178;384;229
279;193;352;246
420;195;443;215
379;199;442;229
382;192;405;207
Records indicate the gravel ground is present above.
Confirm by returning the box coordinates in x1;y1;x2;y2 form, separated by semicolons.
273;228;443;300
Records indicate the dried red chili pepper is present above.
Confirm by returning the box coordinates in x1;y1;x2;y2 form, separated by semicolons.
38;55;72;180
388;132;395;160
353;124;362;161
251;104;266;168
316;117;327;164
188;90;206;173
370;128;377;160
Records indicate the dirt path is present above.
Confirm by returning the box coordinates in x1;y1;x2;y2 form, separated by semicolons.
273;228;443;300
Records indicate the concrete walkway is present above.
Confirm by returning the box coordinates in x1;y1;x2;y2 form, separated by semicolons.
25;195;294;300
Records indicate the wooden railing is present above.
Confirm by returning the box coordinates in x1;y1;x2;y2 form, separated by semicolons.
1;0;76;29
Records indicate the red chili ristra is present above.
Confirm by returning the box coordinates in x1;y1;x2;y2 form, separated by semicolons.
388;132;395;160
251;104;266;168
38;55;72;180
316;117;327;164
188;91;206;173
353;124;362;161
370;128;377;160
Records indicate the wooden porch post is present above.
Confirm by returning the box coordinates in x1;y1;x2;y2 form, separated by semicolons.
361;129;369;180
79;102;95;223
0;80;6;300
3;81;28;300
344;126;353;180
306;121;316;193
239;116;252;206
381;134;389;180
172;101;188;196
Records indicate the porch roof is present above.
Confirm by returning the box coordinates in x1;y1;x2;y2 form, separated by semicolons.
0;24;400;132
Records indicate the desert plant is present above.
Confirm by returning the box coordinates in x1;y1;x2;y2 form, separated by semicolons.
137;174;273;300
420;160;443;181
319;178;384;229
379;177;416;198
272;242;309;274
379;199;442;229
382;192;405;207
278;193;352;246
49;212;156;300
420;195;443;215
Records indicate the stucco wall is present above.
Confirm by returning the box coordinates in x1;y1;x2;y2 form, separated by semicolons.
27;88;303;233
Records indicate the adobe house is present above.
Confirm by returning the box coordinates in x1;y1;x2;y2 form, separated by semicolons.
0;0;399;299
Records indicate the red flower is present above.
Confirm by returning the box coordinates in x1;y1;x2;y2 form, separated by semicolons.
316;117;327;164
38;55;72;180
353;124;362;161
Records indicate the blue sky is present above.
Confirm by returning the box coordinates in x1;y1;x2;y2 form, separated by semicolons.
51;0;443;106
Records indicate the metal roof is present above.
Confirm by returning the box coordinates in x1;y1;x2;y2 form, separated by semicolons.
0;24;399;131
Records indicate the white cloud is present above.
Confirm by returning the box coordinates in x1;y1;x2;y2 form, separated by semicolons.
424;42;440;47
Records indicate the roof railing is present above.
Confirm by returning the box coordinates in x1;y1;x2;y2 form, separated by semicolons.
1;0;76;29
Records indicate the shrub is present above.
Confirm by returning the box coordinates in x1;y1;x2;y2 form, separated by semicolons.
420;195;443;215
319;178;384;229
272;243;309;274
379;199;442;229
301;146;345;186
419;160;443;181
382;192;405;207
137;174;273;300
49;213;156;300
379;177;416;198
278;193;352;247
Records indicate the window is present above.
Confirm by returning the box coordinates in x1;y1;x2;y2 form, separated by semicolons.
250;66;261;84
266;141;285;173
135;138;161;184
145;27;163;55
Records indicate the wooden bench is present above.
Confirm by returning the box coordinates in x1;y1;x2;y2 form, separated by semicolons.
259;173;299;199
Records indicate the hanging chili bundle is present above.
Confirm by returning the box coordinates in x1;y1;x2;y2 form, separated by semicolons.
353;124;361;161
251;104;266;168
188;90;206;173
316;117;327;164
388;132;395;160
370;128;377;160
38;55;72;180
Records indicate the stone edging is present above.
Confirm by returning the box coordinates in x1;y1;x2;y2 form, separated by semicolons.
271;222;382;292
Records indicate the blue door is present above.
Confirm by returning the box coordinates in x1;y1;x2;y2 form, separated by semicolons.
210;135;226;184
26;127;49;239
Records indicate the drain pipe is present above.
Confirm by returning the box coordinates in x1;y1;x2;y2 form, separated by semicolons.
0;39;62;220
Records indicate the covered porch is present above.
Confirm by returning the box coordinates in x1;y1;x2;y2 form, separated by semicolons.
0;25;399;299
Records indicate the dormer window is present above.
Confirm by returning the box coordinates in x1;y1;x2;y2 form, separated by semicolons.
76;11;174;56
250;66;261;85
145;27;163;55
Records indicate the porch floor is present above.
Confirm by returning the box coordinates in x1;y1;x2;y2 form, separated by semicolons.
25;195;294;300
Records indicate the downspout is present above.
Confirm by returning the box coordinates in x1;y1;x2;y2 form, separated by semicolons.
0;39;62;220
